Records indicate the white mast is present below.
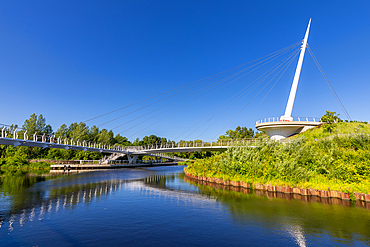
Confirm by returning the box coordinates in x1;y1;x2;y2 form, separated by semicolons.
280;19;311;121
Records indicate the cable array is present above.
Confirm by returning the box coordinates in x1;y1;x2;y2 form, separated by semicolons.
83;41;302;142
212;48;300;139
176;48;300;140
122;46;301;139
307;45;351;120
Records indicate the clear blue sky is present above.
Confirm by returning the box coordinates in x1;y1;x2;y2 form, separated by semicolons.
1;1;370;141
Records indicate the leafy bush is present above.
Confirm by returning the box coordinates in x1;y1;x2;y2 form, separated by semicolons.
3;154;29;167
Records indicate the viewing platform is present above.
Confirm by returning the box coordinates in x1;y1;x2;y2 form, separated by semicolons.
255;117;322;140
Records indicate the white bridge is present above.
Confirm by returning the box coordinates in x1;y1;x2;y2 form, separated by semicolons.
0;125;261;164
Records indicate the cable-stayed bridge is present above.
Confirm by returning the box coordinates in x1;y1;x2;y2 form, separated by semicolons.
0;19;350;164
0;125;260;163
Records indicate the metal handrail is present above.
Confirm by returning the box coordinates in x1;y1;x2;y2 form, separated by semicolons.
0;124;267;153
256;117;321;124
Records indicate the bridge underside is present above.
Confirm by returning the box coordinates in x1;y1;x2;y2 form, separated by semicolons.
256;121;321;140
139;147;227;154
0;137;229;155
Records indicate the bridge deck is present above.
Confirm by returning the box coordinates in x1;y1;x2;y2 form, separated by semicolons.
51;162;179;170
0;137;255;154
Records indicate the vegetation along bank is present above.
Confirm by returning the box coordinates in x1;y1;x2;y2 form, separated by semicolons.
185;120;370;202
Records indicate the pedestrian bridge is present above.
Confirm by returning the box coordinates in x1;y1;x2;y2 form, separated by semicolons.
0;124;263;164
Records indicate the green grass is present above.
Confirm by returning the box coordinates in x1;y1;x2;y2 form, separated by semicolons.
186;123;370;194
292;122;370;141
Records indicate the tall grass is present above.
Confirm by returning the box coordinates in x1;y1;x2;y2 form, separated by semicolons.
186;133;370;194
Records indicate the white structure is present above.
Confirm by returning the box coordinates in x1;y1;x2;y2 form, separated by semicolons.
256;19;322;140
0;124;259;163
256;117;321;140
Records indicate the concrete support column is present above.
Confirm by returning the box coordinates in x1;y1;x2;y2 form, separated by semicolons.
127;154;138;164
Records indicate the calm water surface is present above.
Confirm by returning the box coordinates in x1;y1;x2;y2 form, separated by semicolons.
0;166;369;246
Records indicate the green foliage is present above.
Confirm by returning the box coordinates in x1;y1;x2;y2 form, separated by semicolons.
55;123;68;138
55;122;128;146
172;150;217;160
322;123;335;133
254;130;268;138
219;126;255;139
96;129;114;144
178;160;194;165
73;151;103;160
68;122;90;140
22;113;52;135
134;135;168;146
186;134;370;194
0;155;51;169
5;154;29;167
1;112;183;166
294;122;370;141
114;134;130;146
0;146;31;167
321;111;340;133
321;110;340;123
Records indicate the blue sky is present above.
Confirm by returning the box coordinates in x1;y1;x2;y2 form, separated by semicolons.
1;1;370;141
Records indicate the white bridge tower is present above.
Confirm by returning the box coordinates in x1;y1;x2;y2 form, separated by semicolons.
255;19;322;140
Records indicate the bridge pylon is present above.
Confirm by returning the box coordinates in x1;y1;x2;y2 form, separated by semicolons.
255;19;322;140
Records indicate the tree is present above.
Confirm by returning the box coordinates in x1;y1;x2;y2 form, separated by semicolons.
254;130;268;139
89;125;100;141
321;111;340;133
55;124;68;139
219;126;254;139
321;111;340;123
142;135;161;145
133;137;140;145
68;122;90;141
114;134;131;146
97;129;114;144
22;113;52;135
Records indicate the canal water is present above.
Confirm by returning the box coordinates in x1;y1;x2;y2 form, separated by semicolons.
0;166;369;246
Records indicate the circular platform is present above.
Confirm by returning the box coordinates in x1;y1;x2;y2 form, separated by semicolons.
255;117;322;140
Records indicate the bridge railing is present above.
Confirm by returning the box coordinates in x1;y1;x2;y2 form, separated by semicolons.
126;138;261;151
53;159;169;165
256;117;321;124
0;124;130;152
51;160;132;165
1;124;266;153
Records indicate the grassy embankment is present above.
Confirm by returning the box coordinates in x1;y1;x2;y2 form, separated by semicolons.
185;122;370;194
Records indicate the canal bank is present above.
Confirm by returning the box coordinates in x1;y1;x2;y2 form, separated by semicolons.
185;130;370;204
184;169;370;206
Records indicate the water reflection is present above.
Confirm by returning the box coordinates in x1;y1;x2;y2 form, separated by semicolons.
1;168;370;246
184;176;370;246
0;170;214;233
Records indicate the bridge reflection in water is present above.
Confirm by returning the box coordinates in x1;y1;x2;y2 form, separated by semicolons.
0;173;215;233
1;168;370;246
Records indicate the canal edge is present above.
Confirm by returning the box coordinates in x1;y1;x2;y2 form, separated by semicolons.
183;168;370;203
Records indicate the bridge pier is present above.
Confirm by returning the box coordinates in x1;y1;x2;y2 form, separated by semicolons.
155;157;162;162
127;154;139;164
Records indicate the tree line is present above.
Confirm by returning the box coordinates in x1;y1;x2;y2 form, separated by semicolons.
0;113;265;166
